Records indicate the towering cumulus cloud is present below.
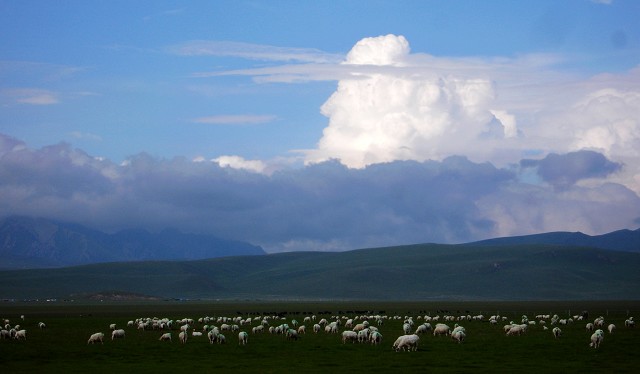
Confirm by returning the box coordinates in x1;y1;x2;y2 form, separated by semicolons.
306;34;509;168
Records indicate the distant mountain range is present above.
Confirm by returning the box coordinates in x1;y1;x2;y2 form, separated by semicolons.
1;216;639;300
1;215;638;270
0;216;265;269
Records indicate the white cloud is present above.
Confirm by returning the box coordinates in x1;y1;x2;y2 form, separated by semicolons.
304;35;501;168
344;34;410;66
213;155;267;174
2;88;59;105
170;40;343;64
192;114;277;125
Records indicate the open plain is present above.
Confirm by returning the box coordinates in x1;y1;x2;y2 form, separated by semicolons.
1;300;639;373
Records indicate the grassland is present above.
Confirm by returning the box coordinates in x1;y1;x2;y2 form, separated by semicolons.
2;243;640;301
1;300;639;373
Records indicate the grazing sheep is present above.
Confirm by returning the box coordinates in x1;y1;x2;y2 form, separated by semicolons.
415;323;431;334
207;330;218;344
608;324;616;334
111;329;125;340
217;333;226;344
353;321;369;332
286;329;299;341
585;323;595;332
506;325;526;336
0;329;10;339
88;332;104;345
402;323;411;334
297;325;306;334
393;334;420;352
552;327;562;339
38;322;46;330
313;324;321;333
192;331;203;337
159;333;172;342
342;330;358;344
433;323;450;337
452;325;465;334
345;319;354;329
238;331;248;345
589;329;604;348
625;318;635;328
370;331;383;345
451;330;465;343
14;329;27;340
109;323;116;331
179;331;188;344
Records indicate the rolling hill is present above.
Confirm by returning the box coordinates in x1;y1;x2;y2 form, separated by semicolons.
1;243;639;301
466;228;640;252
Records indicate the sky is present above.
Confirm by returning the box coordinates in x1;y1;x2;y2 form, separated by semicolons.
1;0;640;253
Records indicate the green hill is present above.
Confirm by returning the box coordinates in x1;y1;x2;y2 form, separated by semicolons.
1;243;639;301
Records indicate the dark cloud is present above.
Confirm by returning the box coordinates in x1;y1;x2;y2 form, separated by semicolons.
520;150;622;189
1;134;638;252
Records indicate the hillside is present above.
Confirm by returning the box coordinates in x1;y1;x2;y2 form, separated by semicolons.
0;216;265;269
1;243;639;301
466;228;640;252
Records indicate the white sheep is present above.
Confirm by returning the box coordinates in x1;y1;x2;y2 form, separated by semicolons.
625;318;635;328
415;323;431;334
506;324;526;336
207;330;218;344
14;329;27;340
607;324;616;334
179;331;188;344
342;330;358;344
313;324;321;333
589;329;604;348
393;334;420;352
552;327;562;338
111;329;125;340
370;331;383;345
88;332;104;345
402;323;411;334
109;323;116;331
286;329;299;341
451;330;465;343
433;323;450;336
159;332;172;342
38;322;46;330
585;322;594;332
353;321;369;332
238;331;248;345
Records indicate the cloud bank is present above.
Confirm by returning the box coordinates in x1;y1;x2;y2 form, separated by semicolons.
1;133;638;253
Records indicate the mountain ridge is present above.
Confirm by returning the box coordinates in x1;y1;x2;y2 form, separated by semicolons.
0;216;265;269
465;228;640;252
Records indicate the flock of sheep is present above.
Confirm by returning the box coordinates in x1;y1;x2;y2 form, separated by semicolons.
3;311;636;352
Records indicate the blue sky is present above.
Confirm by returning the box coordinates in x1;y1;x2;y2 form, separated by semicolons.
1;0;639;252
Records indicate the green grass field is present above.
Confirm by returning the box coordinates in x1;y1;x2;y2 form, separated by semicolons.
1;300;639;373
